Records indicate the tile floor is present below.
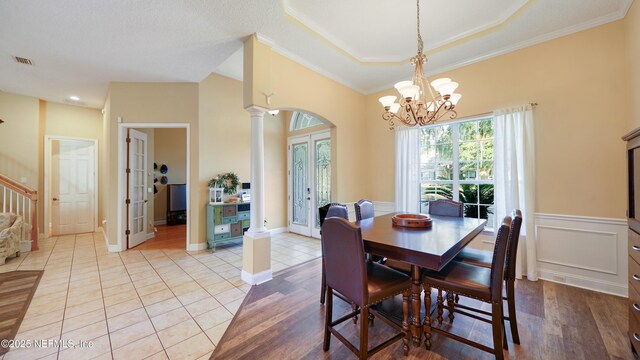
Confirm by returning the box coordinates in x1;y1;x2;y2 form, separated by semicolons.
0;231;321;360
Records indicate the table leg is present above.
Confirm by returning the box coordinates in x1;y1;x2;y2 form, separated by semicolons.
410;265;423;346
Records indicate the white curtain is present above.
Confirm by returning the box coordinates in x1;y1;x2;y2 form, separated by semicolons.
494;104;537;280
395;128;420;213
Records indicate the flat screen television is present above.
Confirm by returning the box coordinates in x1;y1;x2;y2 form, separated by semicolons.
167;184;187;212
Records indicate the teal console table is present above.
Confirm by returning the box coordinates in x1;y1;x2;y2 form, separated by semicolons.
206;202;250;251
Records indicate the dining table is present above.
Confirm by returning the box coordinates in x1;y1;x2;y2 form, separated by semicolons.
358;212;486;347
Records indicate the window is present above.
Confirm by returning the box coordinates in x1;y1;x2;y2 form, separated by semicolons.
290;112;324;131
420;117;495;229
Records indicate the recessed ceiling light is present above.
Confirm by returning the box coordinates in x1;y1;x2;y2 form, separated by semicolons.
69;96;80;101
268;110;280;116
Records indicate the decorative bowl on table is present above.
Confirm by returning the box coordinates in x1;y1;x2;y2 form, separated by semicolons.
392;213;432;229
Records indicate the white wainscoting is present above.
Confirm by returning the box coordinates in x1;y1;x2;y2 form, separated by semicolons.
534;213;628;297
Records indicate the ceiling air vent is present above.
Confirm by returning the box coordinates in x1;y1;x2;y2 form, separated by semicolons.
13;56;33;65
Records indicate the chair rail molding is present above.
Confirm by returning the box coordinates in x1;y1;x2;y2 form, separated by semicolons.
534;212;628;297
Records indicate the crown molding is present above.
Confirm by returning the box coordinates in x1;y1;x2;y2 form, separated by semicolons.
229;2;632;96
254;32;368;93
364;6;630;95
621;0;634;17
283;0;533;64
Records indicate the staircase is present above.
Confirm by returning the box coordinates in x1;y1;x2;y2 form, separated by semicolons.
0;174;38;251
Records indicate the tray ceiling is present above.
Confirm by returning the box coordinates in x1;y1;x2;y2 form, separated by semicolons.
0;0;632;108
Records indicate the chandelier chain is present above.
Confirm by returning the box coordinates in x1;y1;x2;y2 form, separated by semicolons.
378;0;460;129
416;0;423;55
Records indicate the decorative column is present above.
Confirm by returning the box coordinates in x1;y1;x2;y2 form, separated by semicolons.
241;106;272;285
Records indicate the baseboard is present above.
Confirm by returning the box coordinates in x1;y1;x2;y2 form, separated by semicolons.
269;227;288;235
107;243;122;252
534;212;627;297
102;227;122;252
154;220;167;226
241;269;272;285
537;268;628;297
187;242;207;251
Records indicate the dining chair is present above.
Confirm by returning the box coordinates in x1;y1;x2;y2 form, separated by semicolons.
428;199;464;217
453;209;523;344
386;199;464;275
319;203;349;305
322;217;412;359
354;199;385;264
422;215;512;360
354;199;375;221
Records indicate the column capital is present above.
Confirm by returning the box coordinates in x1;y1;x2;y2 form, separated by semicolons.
245;105;268;117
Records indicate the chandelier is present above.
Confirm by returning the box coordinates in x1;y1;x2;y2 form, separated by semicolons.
378;0;461;130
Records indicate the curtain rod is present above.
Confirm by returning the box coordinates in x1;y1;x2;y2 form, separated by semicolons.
436;102;539;124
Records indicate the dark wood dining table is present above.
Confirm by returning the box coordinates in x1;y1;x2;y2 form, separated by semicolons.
358;212;486;347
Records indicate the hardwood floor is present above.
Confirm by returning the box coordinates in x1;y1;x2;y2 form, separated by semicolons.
212;258;633;359
0;271;43;355
132;224;186;250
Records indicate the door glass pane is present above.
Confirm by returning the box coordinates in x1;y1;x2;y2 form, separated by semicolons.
315;139;331;227
292;143;308;226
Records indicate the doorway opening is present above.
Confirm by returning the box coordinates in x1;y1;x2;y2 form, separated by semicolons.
44;136;98;237
117;124;190;251
287;112;332;239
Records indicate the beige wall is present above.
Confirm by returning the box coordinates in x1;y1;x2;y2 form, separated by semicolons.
105;83;199;246
199;73;287;233
102;93;111;229
0;92;39;189
45;101;104;226
627;0;640;131
366;20;629;219
153;128;187;222
0;93;105;236
244;36;368;203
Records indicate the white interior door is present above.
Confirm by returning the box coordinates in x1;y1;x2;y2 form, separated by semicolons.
51;139;95;235
127;129;148;248
288;131;331;238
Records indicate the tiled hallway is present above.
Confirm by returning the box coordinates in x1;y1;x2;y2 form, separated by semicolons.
0;231;321;359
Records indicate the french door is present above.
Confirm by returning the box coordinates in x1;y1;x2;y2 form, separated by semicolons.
288;131;331;238
126;129;148;248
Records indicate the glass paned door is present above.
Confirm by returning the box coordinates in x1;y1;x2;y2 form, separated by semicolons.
291;142;308;228
315;138;331;229
288;132;331;238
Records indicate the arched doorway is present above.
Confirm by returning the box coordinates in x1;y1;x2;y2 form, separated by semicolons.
284;111;333;238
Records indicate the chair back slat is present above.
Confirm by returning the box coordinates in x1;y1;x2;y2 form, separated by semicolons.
354;199;374;221
490;216;512;302
321;217;367;307
428;199;463;217
505;209;523;281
